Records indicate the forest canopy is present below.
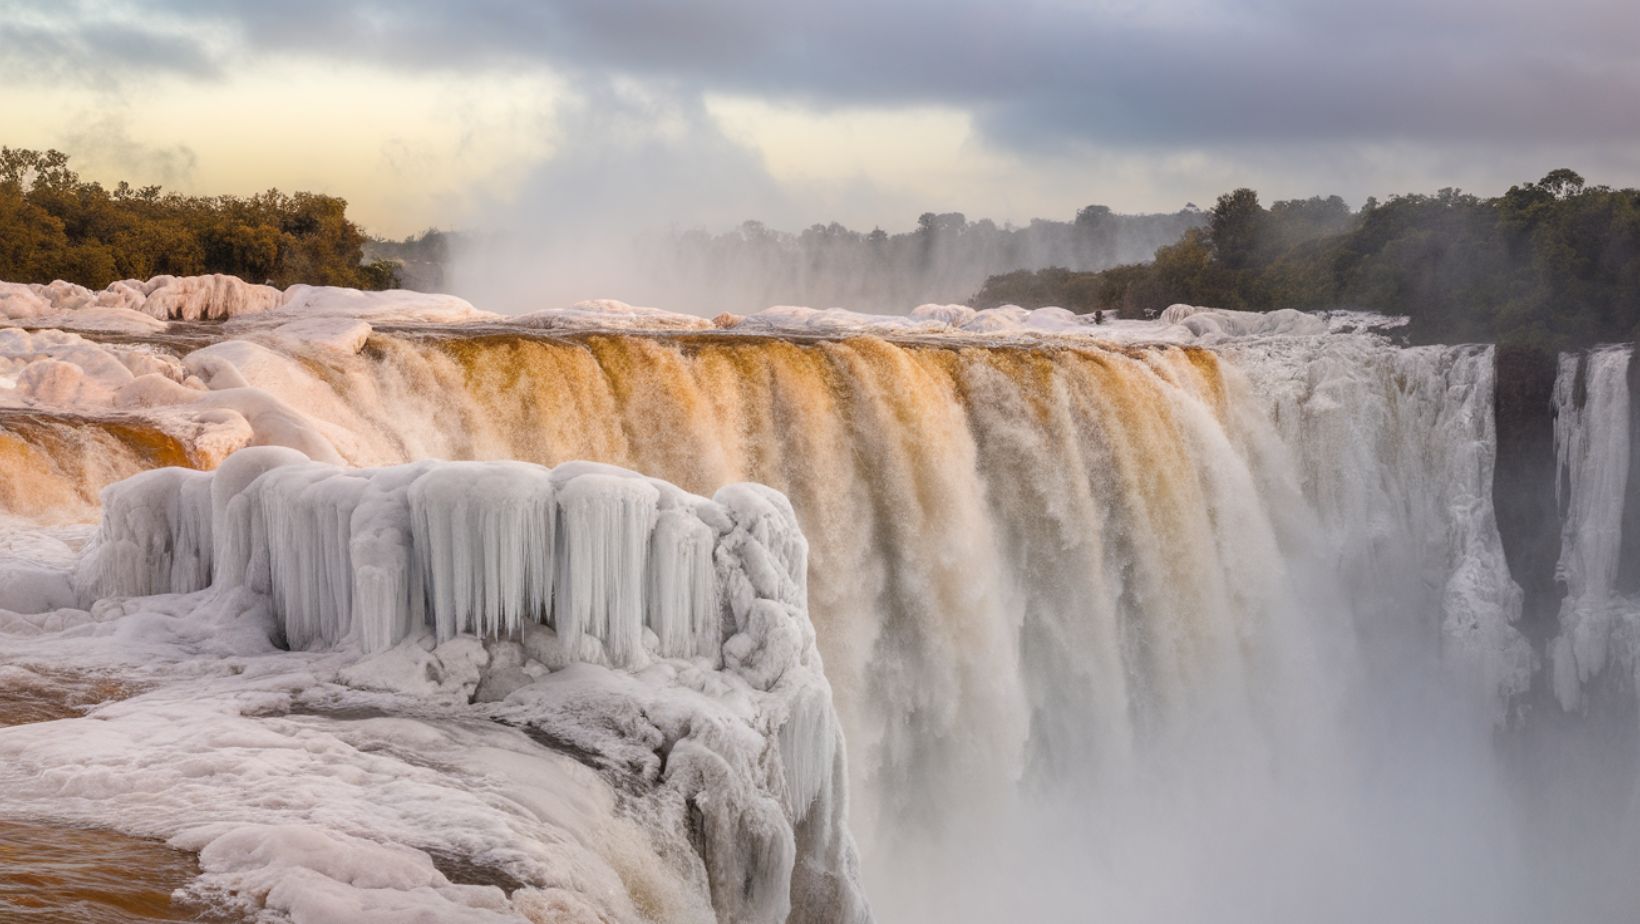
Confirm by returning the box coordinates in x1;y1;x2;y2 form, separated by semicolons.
0;148;398;291
973;170;1640;348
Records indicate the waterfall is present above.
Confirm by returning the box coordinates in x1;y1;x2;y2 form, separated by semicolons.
8;306;1640;921
1549;346;1640;711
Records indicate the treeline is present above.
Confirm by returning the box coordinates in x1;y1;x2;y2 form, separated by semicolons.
363;229;451;293
974;170;1640;348
0;148;397;291
648;207;1207;312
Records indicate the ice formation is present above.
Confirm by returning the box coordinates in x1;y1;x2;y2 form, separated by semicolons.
0;273;495;329
12;449;867;923
0;274;282;323
78;451;763;670
513;298;714;331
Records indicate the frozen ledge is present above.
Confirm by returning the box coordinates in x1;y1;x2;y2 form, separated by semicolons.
38;448;869;924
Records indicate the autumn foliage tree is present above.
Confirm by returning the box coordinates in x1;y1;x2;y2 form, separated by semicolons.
0;148;398;290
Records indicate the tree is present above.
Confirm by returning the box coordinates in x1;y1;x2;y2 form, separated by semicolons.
1538;168;1585;200
968;170;1640;351
0;147;397;290
1208;188;1266;270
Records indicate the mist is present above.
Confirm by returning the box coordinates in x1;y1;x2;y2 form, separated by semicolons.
437;81;1208;316
869;628;1640;924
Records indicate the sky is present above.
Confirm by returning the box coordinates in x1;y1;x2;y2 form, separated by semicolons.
3;0;1638;238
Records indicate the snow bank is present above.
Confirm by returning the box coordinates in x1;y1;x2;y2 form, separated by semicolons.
709;301;1362;343
722;303;1104;337
274;285;495;325
0;274;282;323
513;299;711;331
1158;303;1330;340
0;274;494;328
3;272;1410;350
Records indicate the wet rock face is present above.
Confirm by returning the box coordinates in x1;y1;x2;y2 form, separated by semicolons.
1492;344;1564;644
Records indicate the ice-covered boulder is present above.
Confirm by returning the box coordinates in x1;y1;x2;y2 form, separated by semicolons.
142;274;284;320
0;274;281;323
0;274;493;328
275;285;494;324
64;450;870;923
1159;304;1330;340
512;298;712;331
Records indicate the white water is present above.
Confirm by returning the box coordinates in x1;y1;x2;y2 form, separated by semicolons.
1550;347;1640;712
5;279;1640;922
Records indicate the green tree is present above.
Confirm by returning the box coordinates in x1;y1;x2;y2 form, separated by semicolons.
1208;188;1267;270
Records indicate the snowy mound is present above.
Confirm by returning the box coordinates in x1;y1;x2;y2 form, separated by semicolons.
0;327;207;411
0;273;1409;349
272;285;495;325
0;274;282;323
13;449;869;923
722;303;1103;337
0;274;494;329
728;305;952;335
513;299;712;331
1157;303;1330;340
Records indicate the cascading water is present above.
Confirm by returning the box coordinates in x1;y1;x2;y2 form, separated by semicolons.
5;284;1640;921
1550;346;1640;711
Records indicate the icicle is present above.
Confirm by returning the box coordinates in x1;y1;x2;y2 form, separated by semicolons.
408;462;555;643
81;451;823;680
553;473;659;668
76;466;214;599
649;506;722;661
256;464;369;651
349;462;434;653
210;446;310;590
778;679;840;821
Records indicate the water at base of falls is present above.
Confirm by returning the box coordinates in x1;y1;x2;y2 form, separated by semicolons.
0;671;205;923
0;820;208;923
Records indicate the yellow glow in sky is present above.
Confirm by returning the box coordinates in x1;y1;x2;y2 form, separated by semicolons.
1;61;564;237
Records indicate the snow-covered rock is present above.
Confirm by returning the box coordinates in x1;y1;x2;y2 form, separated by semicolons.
513;298;712;331
22;450;871;924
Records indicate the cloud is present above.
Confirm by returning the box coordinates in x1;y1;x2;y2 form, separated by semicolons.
0;1;219;89
91;0;1640;151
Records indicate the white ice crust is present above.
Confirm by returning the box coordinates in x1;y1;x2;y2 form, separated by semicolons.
0;271;1423;346
2;450;869;924
0;274;495;328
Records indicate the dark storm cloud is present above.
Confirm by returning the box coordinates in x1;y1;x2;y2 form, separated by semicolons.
81;0;1640;150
